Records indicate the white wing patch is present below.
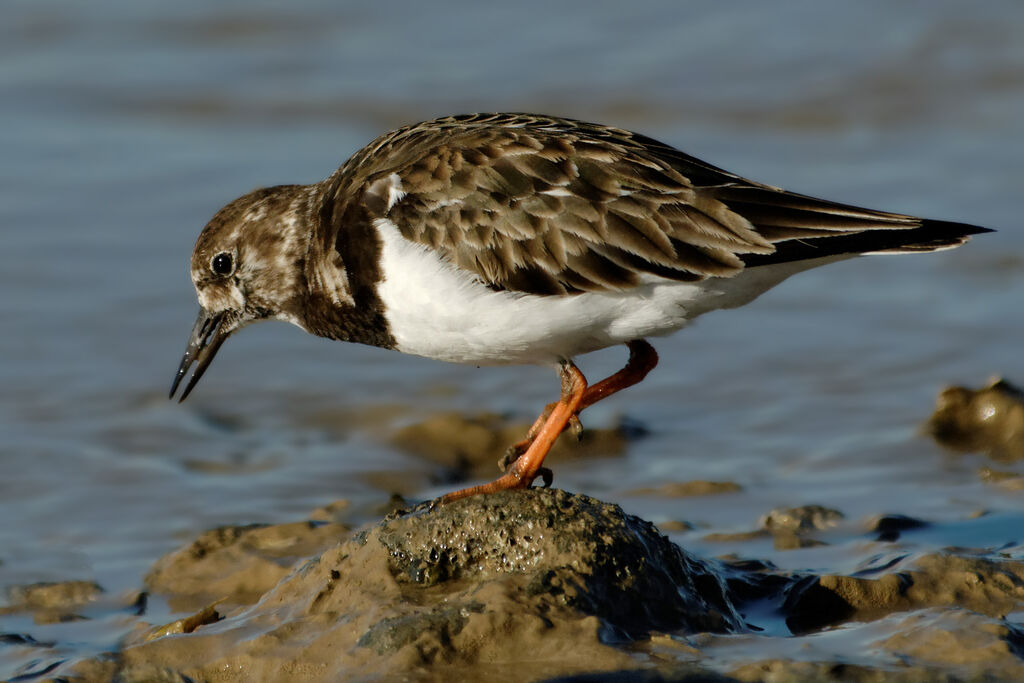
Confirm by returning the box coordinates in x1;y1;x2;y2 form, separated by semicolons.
384;172;406;213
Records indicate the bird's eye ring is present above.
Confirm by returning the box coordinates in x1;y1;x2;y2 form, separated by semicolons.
211;252;234;276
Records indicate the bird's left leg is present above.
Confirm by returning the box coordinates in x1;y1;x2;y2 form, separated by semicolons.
439;361;587;503
499;340;658;471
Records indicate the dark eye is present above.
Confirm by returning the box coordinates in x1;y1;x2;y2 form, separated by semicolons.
211;252;234;276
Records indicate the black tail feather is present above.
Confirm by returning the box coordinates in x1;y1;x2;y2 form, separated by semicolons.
741;218;992;268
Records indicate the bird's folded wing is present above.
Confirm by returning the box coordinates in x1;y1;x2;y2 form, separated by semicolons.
347;113;982;295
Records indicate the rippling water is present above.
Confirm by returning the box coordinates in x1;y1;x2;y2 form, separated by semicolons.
2;0;1022;676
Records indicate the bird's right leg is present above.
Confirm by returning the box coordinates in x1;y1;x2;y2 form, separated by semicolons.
498;339;658;472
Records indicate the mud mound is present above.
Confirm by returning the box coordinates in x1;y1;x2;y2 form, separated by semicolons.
96;489;742;681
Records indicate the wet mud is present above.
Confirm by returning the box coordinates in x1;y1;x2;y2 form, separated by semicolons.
71;490;741;681
20;486;1022;682
6;388;1024;681
927;377;1024;462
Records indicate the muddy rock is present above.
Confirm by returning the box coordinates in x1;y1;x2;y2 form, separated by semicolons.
784;552;1024;633
375;489;741;636
927;377;1024;460
1;580;104;626
867;513;928;542
702;504;842;551
5;580;102;611
105;489;743;682
145;520;350;612
761;505;844;534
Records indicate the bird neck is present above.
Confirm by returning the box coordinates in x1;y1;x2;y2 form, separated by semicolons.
299;185;396;350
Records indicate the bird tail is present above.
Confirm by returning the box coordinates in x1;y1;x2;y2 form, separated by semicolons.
711;185;993;267
859;219;993;255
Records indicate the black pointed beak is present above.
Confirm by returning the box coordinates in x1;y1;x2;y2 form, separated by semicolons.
169;308;230;402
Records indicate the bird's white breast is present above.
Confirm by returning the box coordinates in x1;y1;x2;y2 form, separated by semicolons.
373;219;836;366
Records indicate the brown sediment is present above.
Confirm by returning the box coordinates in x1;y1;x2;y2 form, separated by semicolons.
979;466;1024;490
4;580;103;611
733;609;1024;681
760;504;844;533
927;377;1024;461
627;480;742;497
784;553;1024;634
51;488;1024;681
145;520;350;613
702;503;843;550
98;489;741;682
875;609;1024;675
1;580;105;626
703;529;773;543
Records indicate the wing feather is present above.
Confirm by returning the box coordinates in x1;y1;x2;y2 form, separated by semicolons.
323;113;989;296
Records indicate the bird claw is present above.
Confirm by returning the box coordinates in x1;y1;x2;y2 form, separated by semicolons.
535;467;553;489
568;415;583;440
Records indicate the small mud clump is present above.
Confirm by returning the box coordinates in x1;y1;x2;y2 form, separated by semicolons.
927;377;1024;460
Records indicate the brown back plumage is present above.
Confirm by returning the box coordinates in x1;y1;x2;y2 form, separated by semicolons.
326;113;990;296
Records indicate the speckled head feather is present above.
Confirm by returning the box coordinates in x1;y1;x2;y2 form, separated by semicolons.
189;184;315;328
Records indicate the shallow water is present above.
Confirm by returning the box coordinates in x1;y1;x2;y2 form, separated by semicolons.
2;1;1023;677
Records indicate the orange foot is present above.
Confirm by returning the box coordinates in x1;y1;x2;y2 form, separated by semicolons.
439;362;587;503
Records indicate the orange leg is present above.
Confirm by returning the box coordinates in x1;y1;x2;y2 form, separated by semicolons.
499;340;659;470
439;362;588;503
578;339;659;411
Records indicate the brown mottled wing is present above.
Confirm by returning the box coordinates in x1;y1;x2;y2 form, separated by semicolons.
355;113;988;295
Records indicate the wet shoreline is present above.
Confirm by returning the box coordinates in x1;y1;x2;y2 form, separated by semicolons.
6;383;1024;680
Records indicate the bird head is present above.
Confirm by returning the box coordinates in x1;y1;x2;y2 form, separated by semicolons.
169;184;312;401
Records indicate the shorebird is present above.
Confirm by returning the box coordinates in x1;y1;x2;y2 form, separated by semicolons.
169;113;990;502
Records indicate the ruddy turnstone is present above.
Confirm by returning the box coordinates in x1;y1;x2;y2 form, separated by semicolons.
169;113;990;502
